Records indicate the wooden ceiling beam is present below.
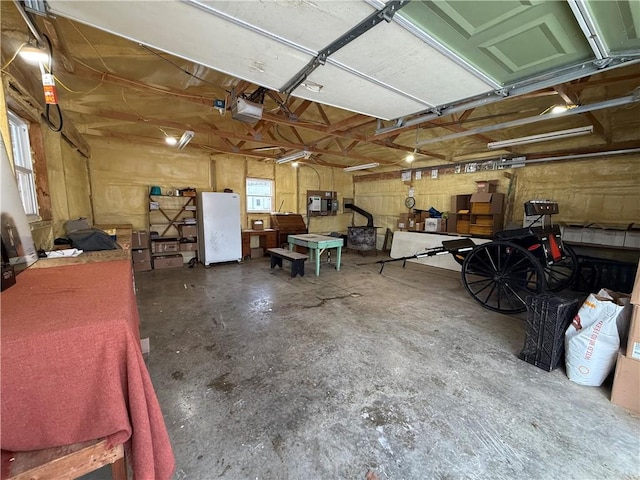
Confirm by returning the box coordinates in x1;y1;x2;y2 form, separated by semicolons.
315;103;331;126
290;125;305;145
457;109;474;123
553;85;609;142
327;114;374;133
70;105;388;164
292;99;312;119
344;140;359;153
63;65;443;158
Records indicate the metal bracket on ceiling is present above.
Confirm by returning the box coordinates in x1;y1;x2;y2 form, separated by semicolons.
594;58;613;69
280;0;409;95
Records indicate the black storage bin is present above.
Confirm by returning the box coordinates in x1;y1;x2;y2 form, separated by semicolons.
520;295;580;371
574;256;636;294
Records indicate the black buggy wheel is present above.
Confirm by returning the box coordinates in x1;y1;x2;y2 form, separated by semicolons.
461;241;546;314
544;244;578;292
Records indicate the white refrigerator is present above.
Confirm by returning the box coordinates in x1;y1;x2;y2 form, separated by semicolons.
197;192;242;265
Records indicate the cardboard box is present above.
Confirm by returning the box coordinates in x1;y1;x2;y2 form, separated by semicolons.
632;265;640;305
132;230;149;249
611;352;640;414
179;225;197;238
634;264;640;301
628;305;640;360
419;212;430;222
457;220;470;234
470;193;504;214
152;240;180;253
475;180;498;193
179;242;198;252
132;248;151;263
251;220;264;230
153;255;183;269
251;247;264;258
133;261;152;272
425;218;442;233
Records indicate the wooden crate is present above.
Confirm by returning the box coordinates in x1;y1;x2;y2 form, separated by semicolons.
457;220;470;234
471;202;492;214
475;215;495;226
469;224;494;236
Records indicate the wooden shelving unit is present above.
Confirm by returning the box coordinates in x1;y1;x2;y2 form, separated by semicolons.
148;192;198;268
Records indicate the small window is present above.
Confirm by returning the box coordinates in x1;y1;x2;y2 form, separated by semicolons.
8;111;39;219
246;178;273;213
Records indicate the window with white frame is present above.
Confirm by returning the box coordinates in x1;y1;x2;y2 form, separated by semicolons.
246;178;273;213
8;111;39;218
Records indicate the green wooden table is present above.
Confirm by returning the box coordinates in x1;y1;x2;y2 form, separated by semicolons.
288;234;343;276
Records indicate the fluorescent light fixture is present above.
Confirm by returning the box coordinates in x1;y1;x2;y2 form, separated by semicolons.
276;150;309;164
343;162;380;172
487;126;594;150
19;45;49;64
177;130;194;150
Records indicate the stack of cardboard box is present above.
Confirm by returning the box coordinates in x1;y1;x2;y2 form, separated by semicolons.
611;266;640;413
131;230;151;272
469;181;504;237
397;212;445;233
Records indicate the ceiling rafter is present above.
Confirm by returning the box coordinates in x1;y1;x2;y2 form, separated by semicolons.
289;125;305;145
457;109;475;123
327;114;374;133
209;123;237;150
60;64;444;159
67;104;390;164
553;84;609;142
315;103;331;126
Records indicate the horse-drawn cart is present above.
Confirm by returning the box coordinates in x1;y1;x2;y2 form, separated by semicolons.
378;201;577;314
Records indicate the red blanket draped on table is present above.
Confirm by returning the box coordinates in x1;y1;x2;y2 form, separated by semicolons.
1;259;174;480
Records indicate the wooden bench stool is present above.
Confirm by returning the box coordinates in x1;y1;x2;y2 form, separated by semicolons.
2;438;126;480
267;248;308;278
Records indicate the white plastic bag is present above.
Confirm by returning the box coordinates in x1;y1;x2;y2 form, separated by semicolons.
565;289;631;386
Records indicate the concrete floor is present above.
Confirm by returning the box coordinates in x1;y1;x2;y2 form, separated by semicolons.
90;252;639;479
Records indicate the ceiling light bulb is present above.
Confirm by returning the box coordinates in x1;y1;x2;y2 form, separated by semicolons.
405;152;415;163
551;105;568;114
291;161;299;168
165;136;177;146
19;45;50;64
